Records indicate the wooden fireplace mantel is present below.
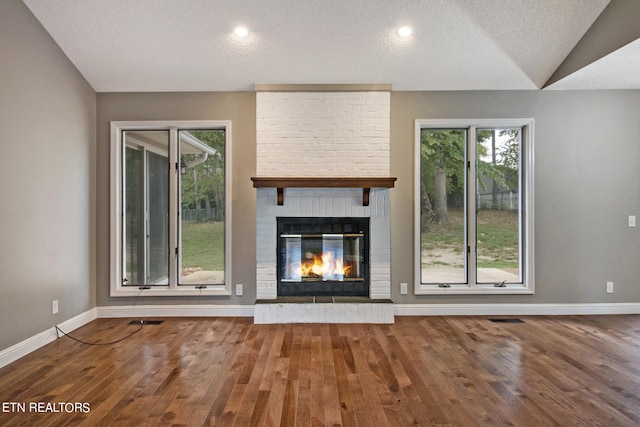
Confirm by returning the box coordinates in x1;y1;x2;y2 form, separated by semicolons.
251;177;397;206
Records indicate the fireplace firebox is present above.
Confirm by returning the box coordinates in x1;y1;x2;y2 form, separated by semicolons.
277;217;369;296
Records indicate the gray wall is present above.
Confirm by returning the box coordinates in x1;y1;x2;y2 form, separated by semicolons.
96;92;257;306
0;0;96;350
391;90;640;304
96;90;640;307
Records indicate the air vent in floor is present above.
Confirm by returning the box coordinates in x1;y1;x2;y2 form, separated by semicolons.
129;320;164;325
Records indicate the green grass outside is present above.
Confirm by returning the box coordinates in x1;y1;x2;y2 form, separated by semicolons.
477;209;519;268
181;221;224;271
423;209;519;269
421;209;465;253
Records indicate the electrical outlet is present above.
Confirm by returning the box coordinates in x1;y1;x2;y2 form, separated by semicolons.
400;282;408;295
606;281;614;294
52;300;59;314
628;216;636;227
236;284;243;296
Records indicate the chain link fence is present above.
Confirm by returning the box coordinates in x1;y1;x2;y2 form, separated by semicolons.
181;209;218;223
477;191;519;211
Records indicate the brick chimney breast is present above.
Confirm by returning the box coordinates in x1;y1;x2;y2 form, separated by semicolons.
256;90;390;177
253;85;393;316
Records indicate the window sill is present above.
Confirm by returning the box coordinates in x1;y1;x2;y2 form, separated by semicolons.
110;285;232;297
415;284;534;295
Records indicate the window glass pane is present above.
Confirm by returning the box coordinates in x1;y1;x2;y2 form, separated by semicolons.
420;129;467;284
476;129;522;283
124;146;143;284
147;151;170;283
179;130;225;285
123;131;170;285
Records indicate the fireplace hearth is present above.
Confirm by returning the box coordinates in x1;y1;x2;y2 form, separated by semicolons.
277;217;369;296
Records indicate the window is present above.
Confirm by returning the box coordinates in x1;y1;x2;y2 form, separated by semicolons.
110;121;232;296
414;119;534;294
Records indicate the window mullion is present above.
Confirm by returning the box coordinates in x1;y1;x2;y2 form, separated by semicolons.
119;132;126;286
518;127;526;283
467;126;477;287
169;128;179;288
143;149;149;283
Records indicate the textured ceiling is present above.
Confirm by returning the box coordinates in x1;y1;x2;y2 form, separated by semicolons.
22;0;638;92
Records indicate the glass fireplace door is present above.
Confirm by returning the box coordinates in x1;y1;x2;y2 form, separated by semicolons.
280;233;364;283
277;217;369;296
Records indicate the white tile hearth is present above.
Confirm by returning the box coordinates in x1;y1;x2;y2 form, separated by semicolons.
254;300;394;324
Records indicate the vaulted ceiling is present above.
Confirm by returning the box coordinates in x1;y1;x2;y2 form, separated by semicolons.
22;0;640;92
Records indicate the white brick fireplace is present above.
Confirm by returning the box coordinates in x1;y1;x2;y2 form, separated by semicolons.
256;87;390;177
253;85;395;323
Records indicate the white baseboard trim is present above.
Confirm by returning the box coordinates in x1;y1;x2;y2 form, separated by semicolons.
96;304;255;318
0;308;98;369
394;303;640;316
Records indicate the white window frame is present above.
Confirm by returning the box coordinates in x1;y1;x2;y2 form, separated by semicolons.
414;119;534;295
110;120;232;296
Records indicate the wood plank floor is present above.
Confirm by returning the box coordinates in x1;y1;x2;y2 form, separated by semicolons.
1;315;640;426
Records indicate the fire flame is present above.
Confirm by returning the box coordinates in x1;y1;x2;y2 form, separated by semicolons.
297;252;352;278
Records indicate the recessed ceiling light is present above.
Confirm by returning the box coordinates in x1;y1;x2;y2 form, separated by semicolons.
398;25;412;38
233;25;249;38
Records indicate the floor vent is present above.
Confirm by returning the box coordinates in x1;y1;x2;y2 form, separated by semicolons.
489;318;524;323
129;320;164;325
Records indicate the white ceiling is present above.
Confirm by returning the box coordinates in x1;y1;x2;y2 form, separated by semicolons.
22;0;640;92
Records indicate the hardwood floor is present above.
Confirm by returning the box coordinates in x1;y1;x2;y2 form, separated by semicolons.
1;315;640;426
